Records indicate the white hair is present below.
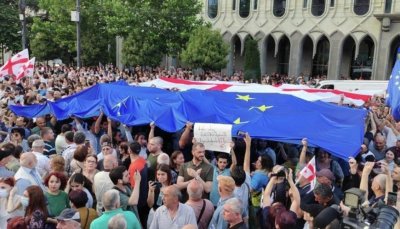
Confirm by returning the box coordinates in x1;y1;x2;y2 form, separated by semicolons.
157;153;170;165
108;214;127;229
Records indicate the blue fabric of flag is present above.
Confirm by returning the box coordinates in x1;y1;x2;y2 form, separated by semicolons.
9;81;366;159
387;47;400;121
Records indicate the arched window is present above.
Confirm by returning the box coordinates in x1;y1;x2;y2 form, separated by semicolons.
385;0;392;13
239;0;250;18
313;36;330;76
273;0;286;17
354;0;370;15
330;0;334;7
232;0;236;10
311;0;325;16
208;0;218;19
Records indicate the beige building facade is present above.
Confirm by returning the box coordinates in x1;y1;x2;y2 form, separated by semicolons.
202;0;400;80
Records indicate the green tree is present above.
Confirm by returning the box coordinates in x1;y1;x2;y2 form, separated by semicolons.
0;0;21;56
31;0;113;65
244;38;260;82
181;25;229;71
105;0;203;66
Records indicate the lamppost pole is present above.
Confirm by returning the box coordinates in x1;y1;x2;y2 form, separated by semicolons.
19;0;27;50
76;0;81;68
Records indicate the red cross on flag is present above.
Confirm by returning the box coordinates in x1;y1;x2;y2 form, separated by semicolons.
14;57;35;82
0;49;29;78
298;156;316;190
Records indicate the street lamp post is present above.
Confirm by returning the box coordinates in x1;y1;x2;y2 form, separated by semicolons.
19;0;27;50
71;0;81;68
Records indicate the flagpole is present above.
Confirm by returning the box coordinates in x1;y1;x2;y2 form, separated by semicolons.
76;0;81;69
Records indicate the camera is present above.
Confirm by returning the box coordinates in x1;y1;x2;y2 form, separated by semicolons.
317;188;400;229
153;181;162;189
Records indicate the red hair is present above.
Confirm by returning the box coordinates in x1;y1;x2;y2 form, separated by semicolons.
0;177;15;187
44;172;68;190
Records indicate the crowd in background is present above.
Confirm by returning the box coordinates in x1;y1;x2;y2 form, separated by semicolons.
0;65;398;229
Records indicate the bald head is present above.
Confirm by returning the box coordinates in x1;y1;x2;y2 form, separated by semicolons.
187;180;203;201
103;154;117;171
20;152;37;168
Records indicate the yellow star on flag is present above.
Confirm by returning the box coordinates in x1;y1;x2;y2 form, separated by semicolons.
236;94;255;102
249;105;273;112
233;117;249;124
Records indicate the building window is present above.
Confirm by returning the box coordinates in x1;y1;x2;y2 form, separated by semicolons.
233;0;236;10
313;36;330;76
351;36;374;80
273;0;286;17
311;0;325;16
253;0;258;10
303;0;308;8
354;0;370;15
385;0;392;13
278;37;290;74
239;0;250;18
208;0;218;19
330;0;334;7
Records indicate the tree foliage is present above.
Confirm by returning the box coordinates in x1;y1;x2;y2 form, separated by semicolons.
244;38;260;82
105;0;203;66
31;0;113;65
181;25;229;71
0;0;21;52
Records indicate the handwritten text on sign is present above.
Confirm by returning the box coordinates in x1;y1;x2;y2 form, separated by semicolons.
194;123;232;153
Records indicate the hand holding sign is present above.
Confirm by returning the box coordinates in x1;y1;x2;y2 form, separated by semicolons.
194;123;232;153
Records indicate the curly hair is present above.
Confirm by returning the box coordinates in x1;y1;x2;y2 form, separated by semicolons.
44;172;68;190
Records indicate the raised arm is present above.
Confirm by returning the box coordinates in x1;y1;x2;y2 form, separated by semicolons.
298;138;308;170
178;122;193;149
243;133;252;174
287;168;301;217
107;117;112;140
230;141;237;169
262;176;277;207
124;125;134;142
128;170;141;206
94;111;104;134
360;161;374;201
148;122;155;141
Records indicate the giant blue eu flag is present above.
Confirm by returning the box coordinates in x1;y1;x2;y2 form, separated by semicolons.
387;47;400;121
9;82;367;159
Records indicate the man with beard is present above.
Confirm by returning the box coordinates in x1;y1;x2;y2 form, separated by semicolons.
177;142;213;202
109;165;141;216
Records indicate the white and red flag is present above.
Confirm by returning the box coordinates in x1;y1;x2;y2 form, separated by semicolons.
0;49;29;78
15;57;35;82
298;156;316;191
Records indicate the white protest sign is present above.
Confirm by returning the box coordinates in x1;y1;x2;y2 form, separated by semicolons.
194;123;232;153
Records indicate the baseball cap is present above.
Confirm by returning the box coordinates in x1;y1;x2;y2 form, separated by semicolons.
55;208;80;222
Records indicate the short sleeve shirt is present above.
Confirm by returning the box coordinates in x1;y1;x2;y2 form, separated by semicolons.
179;160;213;201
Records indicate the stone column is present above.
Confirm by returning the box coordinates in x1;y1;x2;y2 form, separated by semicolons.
327;32;344;80
288;32;303;77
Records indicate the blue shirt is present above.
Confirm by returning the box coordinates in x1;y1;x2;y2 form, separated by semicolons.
251;171;269;192
210;165;230;207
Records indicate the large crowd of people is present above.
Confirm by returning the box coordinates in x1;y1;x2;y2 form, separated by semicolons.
0;65;399;229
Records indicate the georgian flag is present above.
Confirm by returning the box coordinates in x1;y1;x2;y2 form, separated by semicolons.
0;49;29;78
15;57;35;82
298;156;316;190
